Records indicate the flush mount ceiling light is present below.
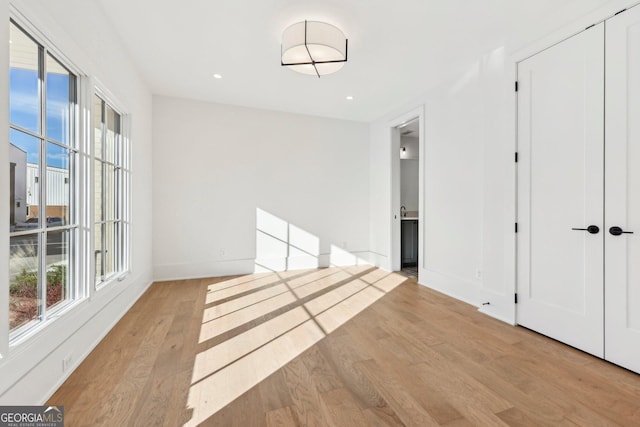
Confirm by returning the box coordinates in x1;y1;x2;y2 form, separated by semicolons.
281;20;348;78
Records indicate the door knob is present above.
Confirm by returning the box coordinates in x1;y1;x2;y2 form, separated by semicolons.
572;225;600;234
609;226;634;236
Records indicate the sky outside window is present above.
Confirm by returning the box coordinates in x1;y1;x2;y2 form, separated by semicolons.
10;27;71;168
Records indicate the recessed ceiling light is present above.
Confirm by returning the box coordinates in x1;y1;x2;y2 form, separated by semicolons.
213;74;222;79
346;96;354;100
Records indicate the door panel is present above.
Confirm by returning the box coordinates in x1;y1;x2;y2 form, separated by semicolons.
605;7;640;373
517;23;605;357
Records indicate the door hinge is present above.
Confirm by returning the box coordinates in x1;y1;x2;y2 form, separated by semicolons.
515;293;518;304
515;222;518;233
515;81;519;92
515;152;518;163
615;8;627;16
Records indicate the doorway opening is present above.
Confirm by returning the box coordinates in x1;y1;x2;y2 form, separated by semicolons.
399;120;419;278
389;107;424;280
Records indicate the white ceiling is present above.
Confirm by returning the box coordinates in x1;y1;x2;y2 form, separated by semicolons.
97;0;613;122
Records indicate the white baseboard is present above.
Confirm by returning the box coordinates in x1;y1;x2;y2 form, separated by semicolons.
153;251;375;282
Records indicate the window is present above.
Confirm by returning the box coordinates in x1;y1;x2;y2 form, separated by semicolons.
94;95;129;286
6;18;131;346
8;21;78;338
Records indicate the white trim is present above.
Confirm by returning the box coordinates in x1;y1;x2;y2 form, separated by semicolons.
9;4;86;77
93;78;129;117
509;58;518;326
509;0;639;63
153;251;375;282
121;114;132;276
90;85;132;292
78;75;93;302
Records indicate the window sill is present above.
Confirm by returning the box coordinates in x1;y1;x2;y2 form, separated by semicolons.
9;297;87;348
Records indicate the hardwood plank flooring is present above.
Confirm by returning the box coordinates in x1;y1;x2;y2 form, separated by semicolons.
48;267;640;426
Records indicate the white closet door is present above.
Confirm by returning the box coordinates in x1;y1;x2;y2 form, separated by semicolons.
517;23;605;357
605;7;640;373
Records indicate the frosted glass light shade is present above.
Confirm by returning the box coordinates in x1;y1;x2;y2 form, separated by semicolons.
281;21;348;77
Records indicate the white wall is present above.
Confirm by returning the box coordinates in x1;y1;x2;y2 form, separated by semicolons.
400;160;419;212
369;0;634;324
403;71;487;307
400;135;419;160
152;96;370;280
0;0;153;403
369;54;513;314
400;135;420;212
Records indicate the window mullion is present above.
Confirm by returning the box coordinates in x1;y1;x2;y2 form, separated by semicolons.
114;124;118;273
39;45;48;322
116;124;121;272
101;101;106;281
69;74;77;301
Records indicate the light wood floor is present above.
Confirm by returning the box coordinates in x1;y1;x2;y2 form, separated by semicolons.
48;266;640;426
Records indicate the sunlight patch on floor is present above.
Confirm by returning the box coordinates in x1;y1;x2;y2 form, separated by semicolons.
192;307;311;384
198;292;299;343
185;267;407;426
205;274;284;304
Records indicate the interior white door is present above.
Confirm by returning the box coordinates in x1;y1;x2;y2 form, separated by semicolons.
605;6;640;374
517;23;605;357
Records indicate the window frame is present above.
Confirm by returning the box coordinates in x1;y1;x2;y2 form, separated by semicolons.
7;19;83;344
92;85;131;290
